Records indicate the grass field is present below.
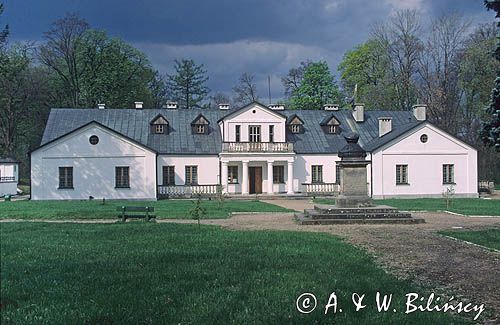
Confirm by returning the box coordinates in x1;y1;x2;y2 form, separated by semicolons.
439;229;500;250
0;199;291;220
0;222;468;324
314;198;500;216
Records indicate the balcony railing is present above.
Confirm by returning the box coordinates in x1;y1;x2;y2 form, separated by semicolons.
0;176;16;183
222;142;294;153
302;183;340;195
158;184;219;198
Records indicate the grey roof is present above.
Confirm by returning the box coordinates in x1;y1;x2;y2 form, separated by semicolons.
0;157;19;163
40;105;422;155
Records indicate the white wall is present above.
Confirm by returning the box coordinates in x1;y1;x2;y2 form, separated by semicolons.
221;104;286;142
157;155;220;185
294;154;342;192
372;123;478;198
31;124;157;200
0;162;18;196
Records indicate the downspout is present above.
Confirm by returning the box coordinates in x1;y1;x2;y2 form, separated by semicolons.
155;152;159;200
370;152;373;199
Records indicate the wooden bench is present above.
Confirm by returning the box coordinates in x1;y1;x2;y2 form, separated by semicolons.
116;206;156;222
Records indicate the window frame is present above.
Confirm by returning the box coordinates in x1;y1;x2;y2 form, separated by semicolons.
442;164;455;184
185;165;198;185
311;165;323;184
115;166;130;189
162;166;175;185
269;125;274;142
235;125;241;142
155;124;165;134
249;125;261;143
195;125;206;134
273;165;285;184
335;164;341;185
291;124;301;134
328;125;337;134
58;167;73;189
395;164;409;185
228;165;239;184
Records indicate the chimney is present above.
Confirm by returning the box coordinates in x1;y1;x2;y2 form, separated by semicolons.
412;104;427;121
352;103;364;122
166;101;178;109
97;103;105;109
134;101;143;109
268;104;285;110
378;117;392;137
219;103;230;110
324;104;339;111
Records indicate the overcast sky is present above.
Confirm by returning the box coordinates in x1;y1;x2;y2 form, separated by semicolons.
3;0;494;102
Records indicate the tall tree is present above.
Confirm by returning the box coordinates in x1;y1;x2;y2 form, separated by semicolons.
166;59;209;109
0;3;8;46
149;70;168;108
481;0;500;151
281;61;310;99
38;13;89;107
210;92;230;108
289;61;343;109
233;72;258;106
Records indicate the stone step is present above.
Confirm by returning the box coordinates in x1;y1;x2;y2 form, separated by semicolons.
313;204;400;214
304;209;412;219
295;214;425;225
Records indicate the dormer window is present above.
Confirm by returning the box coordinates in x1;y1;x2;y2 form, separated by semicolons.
320;114;341;135
287;114;304;134
328;125;337;134
291;124;301;134
150;114;169;134
191;114;209;135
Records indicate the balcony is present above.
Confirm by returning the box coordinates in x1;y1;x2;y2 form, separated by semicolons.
222;142;294;153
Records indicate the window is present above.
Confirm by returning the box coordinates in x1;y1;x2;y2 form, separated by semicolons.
162;166;175;185
420;134;428;143
155;124;165;134
235;125;241;142
328;125;337;134
196;125;205;134
249;125;261;142
312;165;323;183
58;167;73;189
228;166;238;184
443;164;454;184
89;135;99;145
396;165;408;185
335;164;341;184
269;125;274;142
273;165;284;183
291;124;301;134
185;166;198;185
115;167;130;188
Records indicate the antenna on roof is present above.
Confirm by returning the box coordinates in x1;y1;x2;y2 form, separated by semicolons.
268;75;272;104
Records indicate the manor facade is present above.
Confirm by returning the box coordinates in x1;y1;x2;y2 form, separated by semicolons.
30;101;478;200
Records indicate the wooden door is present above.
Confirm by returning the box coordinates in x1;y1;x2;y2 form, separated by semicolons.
249;167;262;194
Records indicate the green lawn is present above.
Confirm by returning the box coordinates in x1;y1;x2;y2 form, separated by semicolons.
0;199;291;220
0;222;469;324
314;198;500;216
439;229;500;250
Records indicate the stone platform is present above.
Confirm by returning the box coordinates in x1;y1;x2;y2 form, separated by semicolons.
295;204;425;225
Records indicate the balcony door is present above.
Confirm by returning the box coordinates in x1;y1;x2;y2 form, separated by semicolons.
249;167;262;194
249;125;261;143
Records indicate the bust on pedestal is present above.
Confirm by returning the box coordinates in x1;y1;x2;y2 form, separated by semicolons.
335;132;372;208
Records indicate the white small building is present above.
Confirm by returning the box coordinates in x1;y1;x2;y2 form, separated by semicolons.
0;157;20;196
30;102;478;200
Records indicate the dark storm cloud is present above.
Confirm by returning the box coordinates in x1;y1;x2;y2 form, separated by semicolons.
3;0;493;100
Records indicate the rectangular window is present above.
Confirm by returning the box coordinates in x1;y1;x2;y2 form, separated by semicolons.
115;166;130;188
269;125;274;142
273;165;284;183
235;125;241;142
291;124;301;134
312;165;323;183
196;125;205;134
328;125;337;134
228;166;239;184
162;166;175;185
396;165;408;185
155;124;164;134
185;166;198;185
58;167;73;189
335;164;341;184
443;164;455;184
249;125;261;142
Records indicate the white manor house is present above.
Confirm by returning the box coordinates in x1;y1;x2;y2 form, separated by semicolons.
30;101;478;200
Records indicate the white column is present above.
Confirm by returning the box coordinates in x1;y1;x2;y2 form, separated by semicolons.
221;161;228;194
242;160;249;195
267;160;274;194
287;160;294;194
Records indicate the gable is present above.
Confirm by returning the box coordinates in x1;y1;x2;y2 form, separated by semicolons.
191;114;210;125
221;102;286;124
288;115;304;125
150;114;169;125
379;123;475;154
320;115;340;126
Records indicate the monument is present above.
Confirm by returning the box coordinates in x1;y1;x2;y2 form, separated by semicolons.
296;132;425;225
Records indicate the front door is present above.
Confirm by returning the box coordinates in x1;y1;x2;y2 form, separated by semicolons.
249;167;262;194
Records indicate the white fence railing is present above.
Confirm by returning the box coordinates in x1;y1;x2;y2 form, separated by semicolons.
222;142;294;153
302;183;339;195
158;184;219;198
